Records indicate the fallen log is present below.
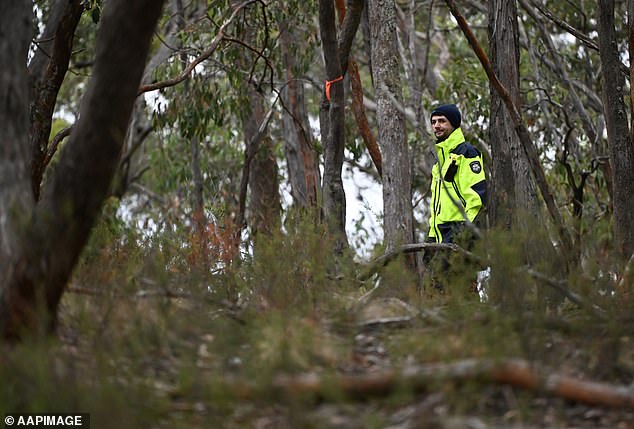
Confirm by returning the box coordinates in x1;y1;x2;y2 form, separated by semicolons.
234;358;634;409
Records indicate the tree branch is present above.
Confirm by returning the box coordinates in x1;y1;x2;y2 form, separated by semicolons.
520;0;598;145
137;0;259;95
522;267;608;319
358;242;482;281
43;125;73;168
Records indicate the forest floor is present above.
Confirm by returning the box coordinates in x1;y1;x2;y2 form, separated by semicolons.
2;237;634;429
49;284;634;428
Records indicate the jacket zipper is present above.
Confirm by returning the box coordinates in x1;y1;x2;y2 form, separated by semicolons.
433;173;441;239
432;148;445;239
451;181;466;207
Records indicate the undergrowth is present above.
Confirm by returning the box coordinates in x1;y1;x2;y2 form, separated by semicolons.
1;213;633;428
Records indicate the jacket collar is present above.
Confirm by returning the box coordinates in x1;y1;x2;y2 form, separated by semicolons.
435;127;465;157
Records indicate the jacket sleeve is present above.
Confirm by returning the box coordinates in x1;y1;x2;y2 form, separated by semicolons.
458;153;486;222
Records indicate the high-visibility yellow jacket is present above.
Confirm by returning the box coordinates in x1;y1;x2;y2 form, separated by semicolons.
428;128;487;243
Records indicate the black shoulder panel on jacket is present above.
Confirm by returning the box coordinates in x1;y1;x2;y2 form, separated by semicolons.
451;142;481;158
472;180;487;205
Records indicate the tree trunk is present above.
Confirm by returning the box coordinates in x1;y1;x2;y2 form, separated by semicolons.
232;1;281;243
244;90;281;238
0;0;165;339
488;0;518;230
367;0;414;256
319;0;348;250
489;0;542;253
28;0;85;200
598;0;634;259
335;0;382;179
0;0;35;287
630;0;634;141
279;25;320;210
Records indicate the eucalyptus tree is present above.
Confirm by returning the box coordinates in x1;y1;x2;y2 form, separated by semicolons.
279;17;321;211
0;0;165;339
597;0;634;259
318;0;364;251
232;1;281;241
367;0;414;258
488;0;539;231
319;0;347;249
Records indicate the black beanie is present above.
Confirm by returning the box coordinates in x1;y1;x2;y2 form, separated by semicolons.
430;104;461;128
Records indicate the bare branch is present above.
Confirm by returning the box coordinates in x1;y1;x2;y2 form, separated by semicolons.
358;242;482;281
522;267;608;319
137;0;259;95
43;125;73;168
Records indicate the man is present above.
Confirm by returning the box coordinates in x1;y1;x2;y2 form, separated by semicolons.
424;104;487;293
427;103;487;244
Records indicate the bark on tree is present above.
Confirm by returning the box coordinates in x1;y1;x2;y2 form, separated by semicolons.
630;0;634;141
279;25;320;210
349;61;383;178
367;0;414;256
488;0;519;230
319;0;348;250
0;0;165;339
488;0;558;276
28;0;85;201
317;0;364;251
244;90;281;238
236;97;277;249
598;0;634;259
0;1;34;278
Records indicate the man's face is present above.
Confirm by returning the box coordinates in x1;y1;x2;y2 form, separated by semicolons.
431;115;454;141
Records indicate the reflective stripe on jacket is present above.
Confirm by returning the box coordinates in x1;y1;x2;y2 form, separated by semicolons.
428;128;487;243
